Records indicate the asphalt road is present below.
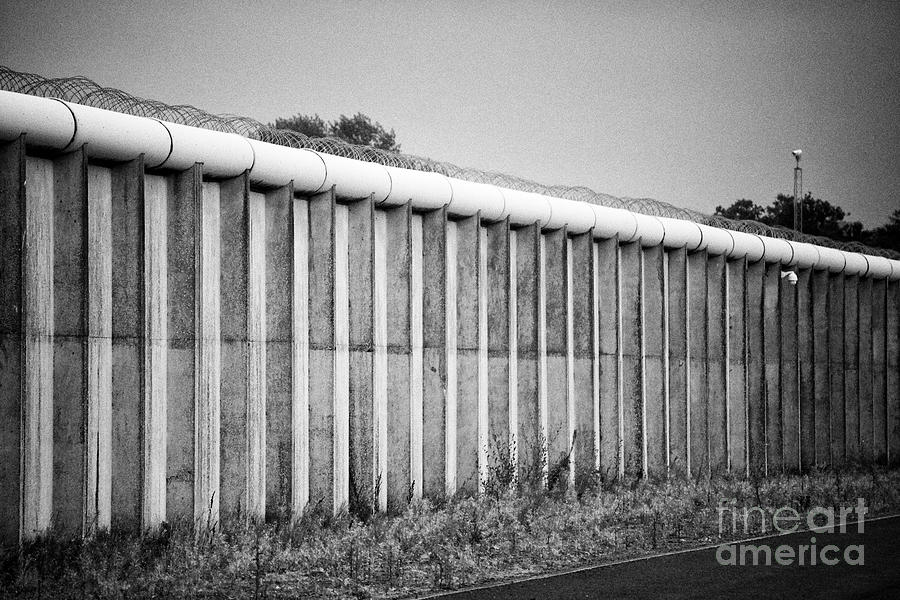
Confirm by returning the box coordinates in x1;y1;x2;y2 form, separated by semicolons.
429;515;900;599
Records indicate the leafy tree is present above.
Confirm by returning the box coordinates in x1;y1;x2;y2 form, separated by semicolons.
714;198;764;221
865;209;900;252
272;112;400;152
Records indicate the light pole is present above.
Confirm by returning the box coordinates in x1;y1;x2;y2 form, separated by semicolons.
792;149;803;232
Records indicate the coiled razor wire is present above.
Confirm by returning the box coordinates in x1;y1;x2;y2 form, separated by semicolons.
2;65;895;259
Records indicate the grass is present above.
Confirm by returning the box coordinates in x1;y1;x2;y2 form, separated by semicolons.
3;461;900;599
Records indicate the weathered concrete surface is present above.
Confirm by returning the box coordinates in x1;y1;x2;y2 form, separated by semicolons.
455;215;481;495
544;229;570;483
516;224;543;483
857;278;873;463
797;270;815;470
486;220;511;479
844;276;860;462
642;245;666;477
888;281;900;465
687;251;709;478
745;261;765;476
706;254;727;476
620;242;642;478
780;266;799;471
726;258;747;475
571;233;597;482
872;279;888;463
812;270;831;466
829;274;846;464
762;263;781;474
667;248;688;477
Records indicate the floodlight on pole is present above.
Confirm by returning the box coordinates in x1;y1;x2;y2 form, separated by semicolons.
792;149;803;232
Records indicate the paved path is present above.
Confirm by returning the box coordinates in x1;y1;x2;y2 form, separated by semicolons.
428;515;900;599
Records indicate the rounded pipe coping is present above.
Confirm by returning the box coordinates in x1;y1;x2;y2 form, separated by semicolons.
697;224;734;256
499;188;552;227
843;251;869;277
815;246;846;273
0;90;76;150
658;216;703;251
729;230;766;263
446;177;505;220
631;213;665;247
759;236;794;265
382;165;452;209
591;204;639;241
864;254;893;280
315;152;391;202
247;139;326;192
61;102;172;166
787;241;820;269
158;121;254;178
545;196;595;234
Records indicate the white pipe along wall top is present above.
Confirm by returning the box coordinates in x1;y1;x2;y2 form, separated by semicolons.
1;89;897;280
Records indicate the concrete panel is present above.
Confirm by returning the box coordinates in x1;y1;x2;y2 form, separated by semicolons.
829;274;846;464
746;260;765;476
52;149;87;534
762;263;781;474
410;213;424;501
596;238;620;479
422;208;447;499
0;138;24;544
707;254;728;476
143;174;168;528
110;158;143;530
265;185;293;519
544;229;570;485
780;268;799;472
642;245;667;477
219;176;248;524
667;248;688;477
455;215;481;495
844;276;860;461
620;242;643;477
888;281;899;465
688;251;709;478
872;279;887;463
384;204;412;510
347;197;375;514
797;270;815;470
726;258;747;475
516;224;543;484
857;278;873;462
165;166;200;523
812;271;830;466
443;219;458;495
247;190;267;521
486;220;512;480
291;196;310;515
571;233;598;481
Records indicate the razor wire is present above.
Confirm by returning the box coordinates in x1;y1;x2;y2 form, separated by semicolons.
2;65;895;259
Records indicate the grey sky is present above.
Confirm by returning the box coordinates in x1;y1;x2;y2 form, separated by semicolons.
2;0;898;227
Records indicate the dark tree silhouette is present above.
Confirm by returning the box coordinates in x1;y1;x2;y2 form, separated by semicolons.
271;112;400;152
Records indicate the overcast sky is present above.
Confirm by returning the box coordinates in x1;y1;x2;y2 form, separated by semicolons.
2;0;898;226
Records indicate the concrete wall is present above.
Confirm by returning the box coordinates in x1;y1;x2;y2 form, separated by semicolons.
2;138;900;544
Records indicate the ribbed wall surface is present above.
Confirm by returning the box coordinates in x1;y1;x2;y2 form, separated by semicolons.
1;136;899;544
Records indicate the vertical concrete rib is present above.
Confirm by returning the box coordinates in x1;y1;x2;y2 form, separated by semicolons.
333;201;350;513
422;208;447;499
829;274;846;464
887;280;899;465
642;245;666;477
857;278;873;463
23;157;54;539
780;268;799;471
372;209;389;508
110;158;143;529
797;270;815;470
812;270;830;466
410;212;425;500
477;219;489;494
86;165;112;533
872;279;887;463
706;254;728;476
383;204;412;510
348;197;375;513
291;194;310;515
746;260;765;476
515;224;542;484
165;167;200;523
51;149;87;534
264;184;293;519
591;240;601;472
0;138;24;544
565;236;577;484
486;220;511;485
726;258;748;475
538;231;549;482
595;238;620;479
667;248;688;477
247;190;267;520
219;176;249;526
143;174;168;529
454;215;481;495
444;219;458;496
508;230;519;473
687;251;709;478
571;233;597;483
619;242;642;477
844;275;860;461
543;229;570;484
762;263;781;474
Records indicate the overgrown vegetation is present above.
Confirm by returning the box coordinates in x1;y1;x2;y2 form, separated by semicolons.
3;460;899;599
